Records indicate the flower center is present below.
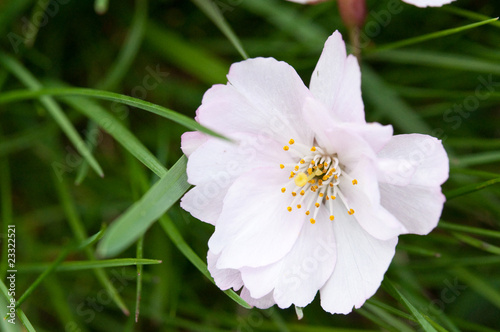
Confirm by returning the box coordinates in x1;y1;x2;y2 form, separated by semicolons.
280;139;357;224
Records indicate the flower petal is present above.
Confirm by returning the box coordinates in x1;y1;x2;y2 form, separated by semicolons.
240;208;336;307
240;288;275;309
309;31;364;123
401;0;456;7
210;167;305;269
207;251;243;291
181;131;208;157
379;183;445;235
182;135;290;224
197;58;314;145
320;207;398;314
377;134;449;188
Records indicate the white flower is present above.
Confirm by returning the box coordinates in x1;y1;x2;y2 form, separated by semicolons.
180;31;449;314
287;0;456;7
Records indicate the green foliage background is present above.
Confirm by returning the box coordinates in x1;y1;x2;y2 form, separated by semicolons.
0;0;500;331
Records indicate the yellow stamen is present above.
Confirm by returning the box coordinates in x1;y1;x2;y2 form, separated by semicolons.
287;207;292;212
331;195;336;200
281;188;286;193
290;171;295;177
294;165;299;171
289;139;295;145
297;204;302;209
306;211;310;215
319;193;324;197
307;168;313;175
311;147;316;152
330;215;334;221
310;218;316;224
300;190;305;196
329;183;334;187
300;159;305;164
352;179;358;185
283;146;289;151
318;180;323;186
292;192;297;197
280;164;285;169
348;209;355;215
334;174;338;179
315;202;320;208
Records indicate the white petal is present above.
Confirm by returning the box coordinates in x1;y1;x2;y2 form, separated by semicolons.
209;167;305;269
401;0;455;7
339;162;407;240
181;131;207;157
379;183;444;235
240;288;275;309
197;58;314;145
310;31;365;123
377;134;449;188
207;251;243;291
240;209;336;307
182;135;290;224
320;207;398;314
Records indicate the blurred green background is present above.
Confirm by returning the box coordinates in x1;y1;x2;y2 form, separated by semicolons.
1;0;500;331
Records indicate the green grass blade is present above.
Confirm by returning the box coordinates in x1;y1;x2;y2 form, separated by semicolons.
452;267;500;310
97;0;148;90
362;65;432;134
383;280;439;332
74;120;99;184
455;151;500;167
0;52;104;177
0;279;22;331
370;18;498;53
60;95;168;178
366;49;500;75
145;21;229;84
19;258;162;272
0;87;227;140
439;220;500;239
0;157;12;281
190;0;248;59
452;232;500;255
363;302;413;332
97;156;190;257
442;7;500;29
158;216;251;309
445;177;500;200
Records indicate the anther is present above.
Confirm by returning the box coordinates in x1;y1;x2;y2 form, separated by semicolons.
352;179;358;185
283;146;289;151
311;147;316;152
297;204;302;209
287;207;292;212
281;188;286;193
329;215;334;221
292;192;297;197
306;211;310;215
280;164;285;169
289;139;295;145
310;218;316;224
348;209;355;215
315;202;320;208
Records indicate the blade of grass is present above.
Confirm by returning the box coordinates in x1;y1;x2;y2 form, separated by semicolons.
442;7;500;29
0;279;22;331
158;216;251;309
97;0;148;91
445;177;500;199
383;280;439;332
454;151;500;167
362;65;432;134
369;18;498;53
53;172;130;315
366;49;500;75
74;120;99;184
439;220;500;239
0;87;228;140
190;0;248;59
60;95;168;178
145;21;229;84
452;232;500;255
19;258;161;272
97;155;190;257
0;52;104;177
363;302;414;332
452;267;500;310
135;236;144;322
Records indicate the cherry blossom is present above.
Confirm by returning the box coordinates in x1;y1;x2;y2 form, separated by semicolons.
180;31;448;314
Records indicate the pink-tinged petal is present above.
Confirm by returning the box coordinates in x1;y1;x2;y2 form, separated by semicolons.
207;251;243;291
240;288;275;309
380;184;445;235
401;0;455;7
209;167;305;269
181;131;208;157
240;209;336;307
320;207;398;314
182;135;291;224
197;58;315;145
377;134;449;187
309;31;365;123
